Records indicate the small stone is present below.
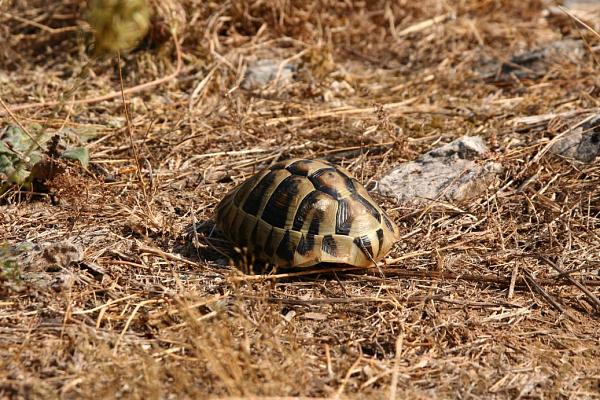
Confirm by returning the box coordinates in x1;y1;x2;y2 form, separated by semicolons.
378;136;503;204
421;135;489;161
551;114;600;163
50;272;75;292
204;165;230;183
303;312;328;321
241;59;296;90
20;270;74;292
323;80;355;104
39;241;84;271
478;39;584;82
283;310;296;322
79;262;105;279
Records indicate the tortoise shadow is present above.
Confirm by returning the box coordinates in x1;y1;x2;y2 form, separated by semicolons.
175;219;235;266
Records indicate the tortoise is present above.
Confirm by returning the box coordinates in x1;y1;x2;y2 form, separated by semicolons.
214;158;400;268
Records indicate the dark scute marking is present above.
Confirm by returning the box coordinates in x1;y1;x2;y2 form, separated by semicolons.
292;190;320;232
309;167;336;179
335;199;352;235
286;160;312;176
308;168;341;199
343;175;356;192
242;171;278;215
383;214;395;233
376;228;384;256
269;161;287;170
296;233;315;256
352;193;381;222
354;235;374;258
263;227;277;257
276;230;295;261
308;213;322;235
322;235;337;257
261;175;303;229
344;177;381;223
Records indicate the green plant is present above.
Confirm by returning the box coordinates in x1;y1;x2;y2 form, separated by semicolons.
0;124;92;194
0;243;28;282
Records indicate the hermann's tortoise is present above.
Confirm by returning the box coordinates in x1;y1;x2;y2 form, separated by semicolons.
215;158;400;268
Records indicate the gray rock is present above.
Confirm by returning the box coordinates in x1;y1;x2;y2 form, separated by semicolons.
420;135;489;161
2;240;84;292
551;114;600;163
378;136;503;204
241;59;296;90
478;39;584;82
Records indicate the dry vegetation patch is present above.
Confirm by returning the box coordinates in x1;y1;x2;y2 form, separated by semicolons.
1;0;599;398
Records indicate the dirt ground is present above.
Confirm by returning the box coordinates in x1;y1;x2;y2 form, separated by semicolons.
1;1;600;399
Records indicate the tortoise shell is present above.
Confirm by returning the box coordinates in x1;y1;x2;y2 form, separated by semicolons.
214;158;400;268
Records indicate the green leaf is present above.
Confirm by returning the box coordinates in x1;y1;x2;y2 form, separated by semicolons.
62;147;89;167
62;126;102;142
11;166;30;184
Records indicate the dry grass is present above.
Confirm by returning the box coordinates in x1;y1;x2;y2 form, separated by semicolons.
1;0;600;398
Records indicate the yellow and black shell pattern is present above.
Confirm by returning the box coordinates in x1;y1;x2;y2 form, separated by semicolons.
215;158;400;268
